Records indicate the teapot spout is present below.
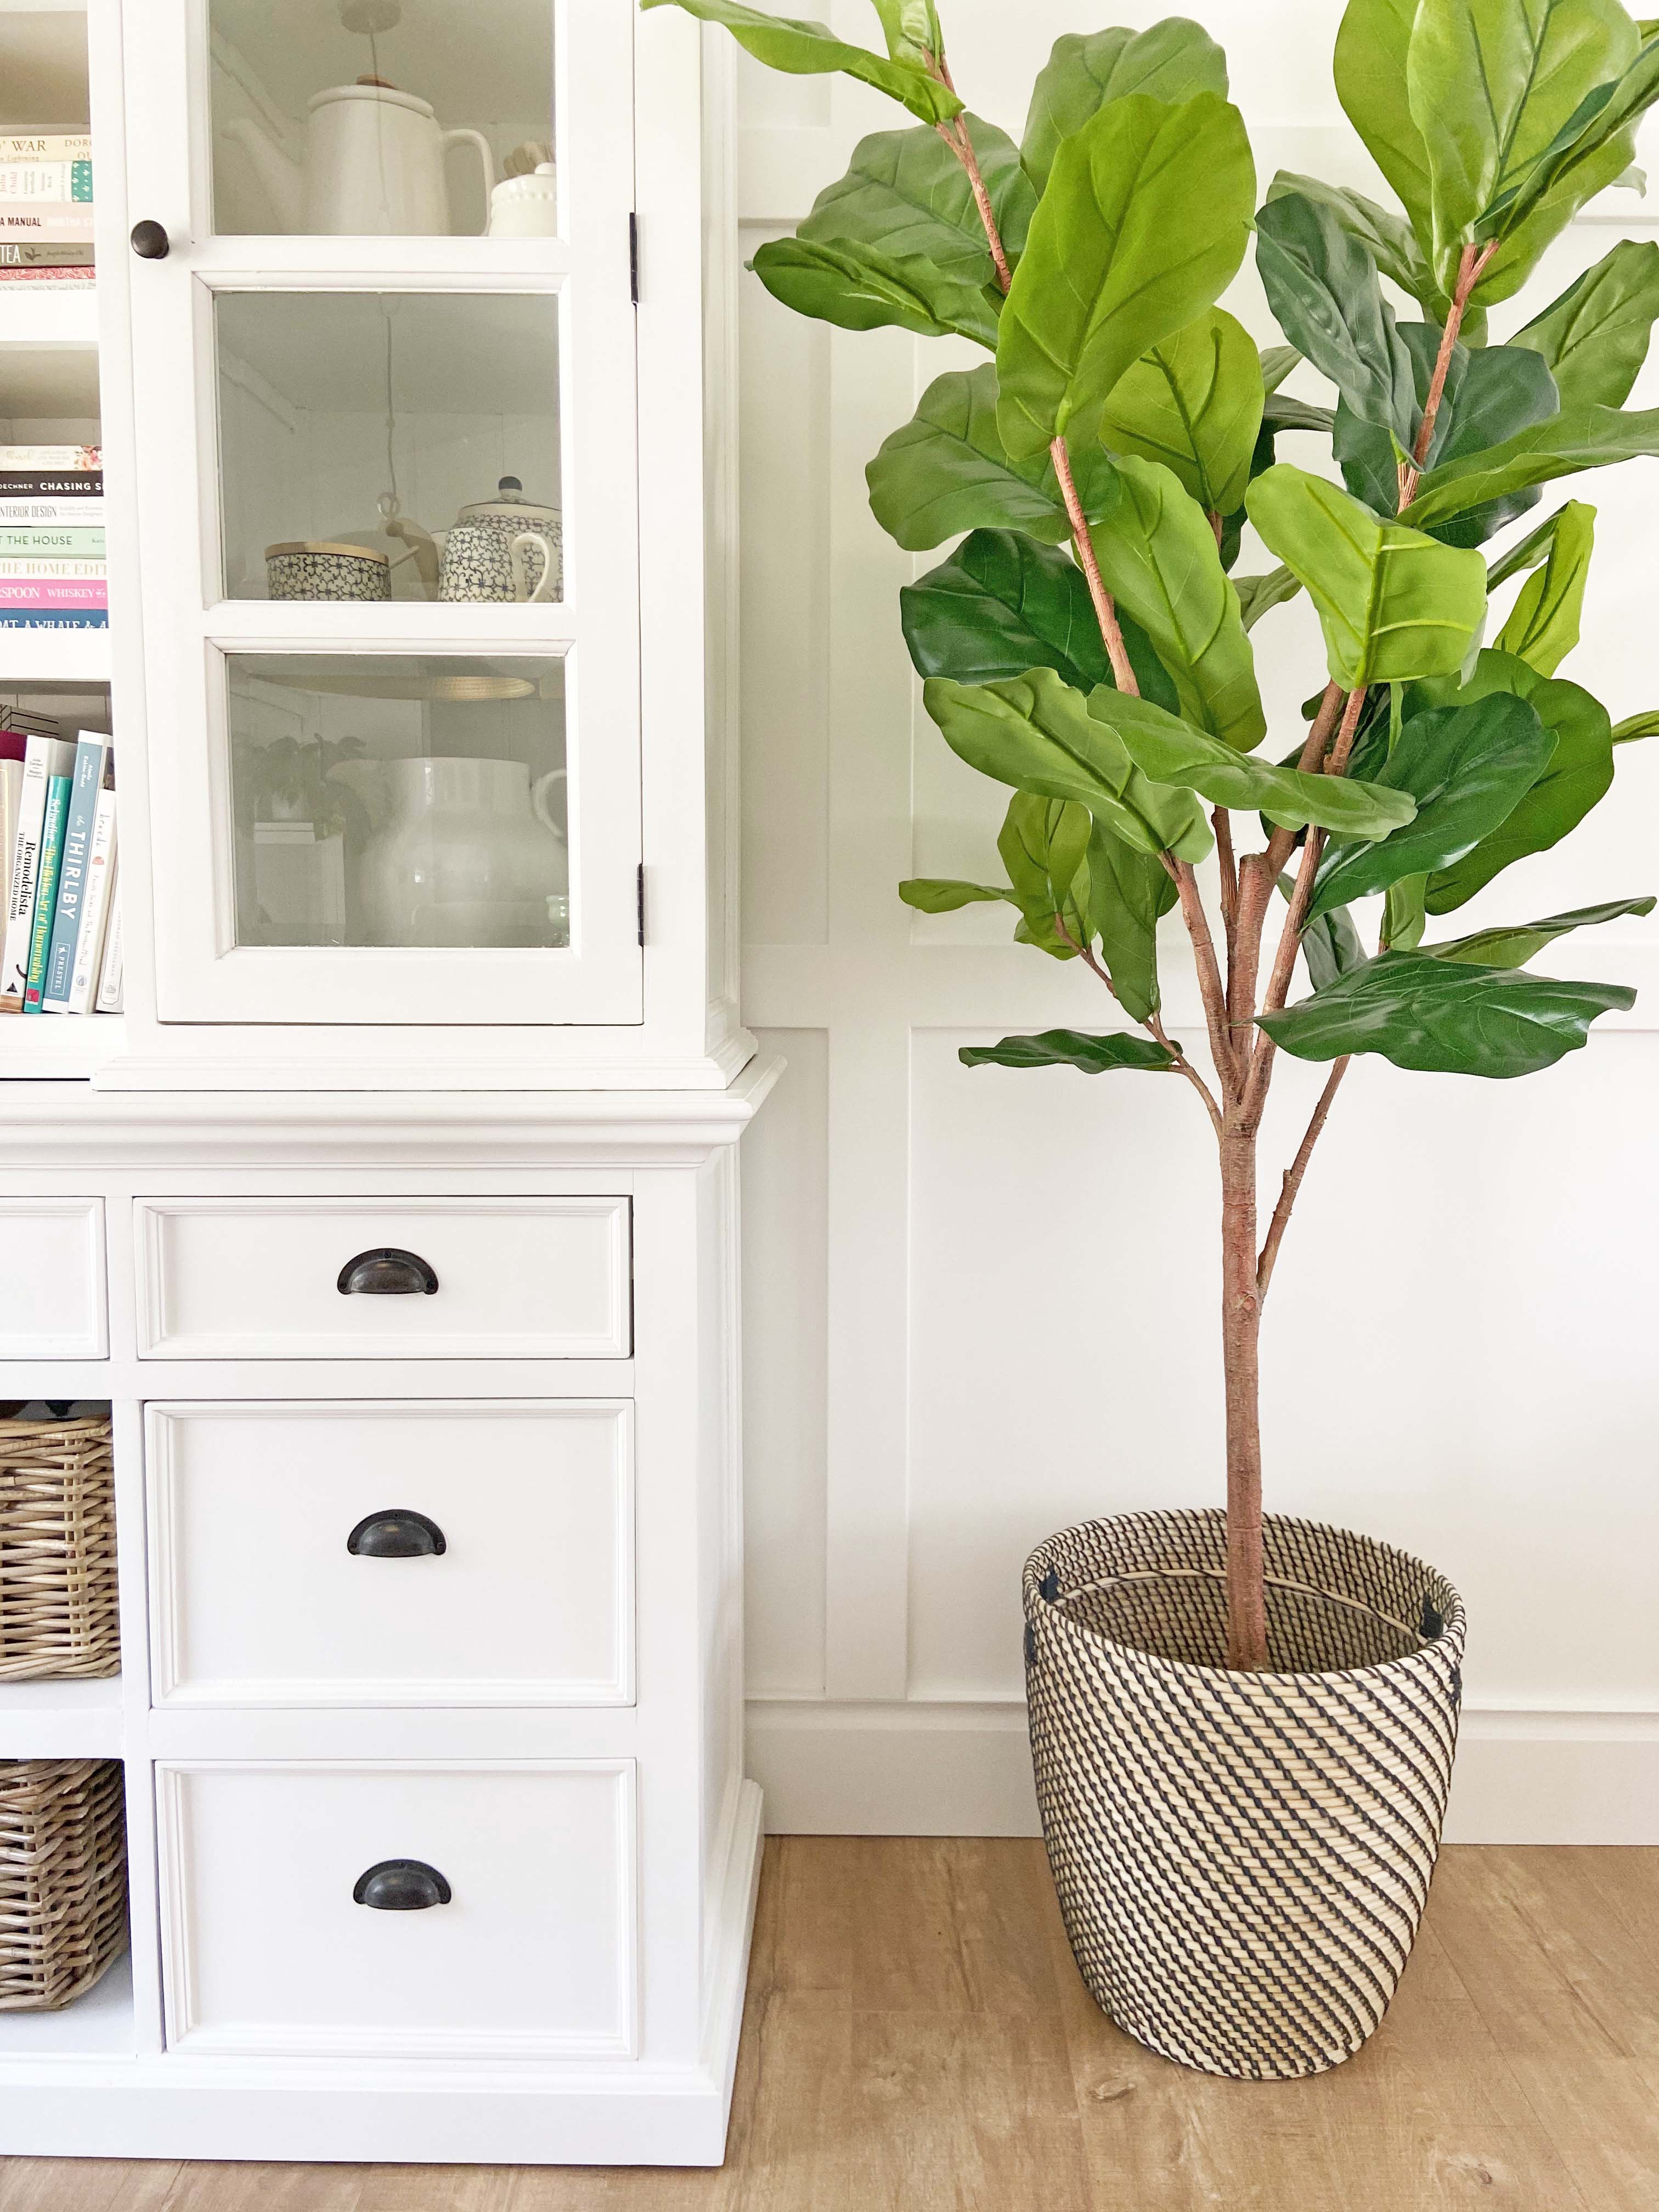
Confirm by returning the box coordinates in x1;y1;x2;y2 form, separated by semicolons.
223;116;304;234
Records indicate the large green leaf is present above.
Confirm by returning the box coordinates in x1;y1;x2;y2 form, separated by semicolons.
1088;819;1176;1020
750;236;1000;346
1245;465;1489;688
1334;0;1437;242
798;116;1035;288
1493;499;1595;673
1614;708;1659;742
1254;193;1417;448
1292;887;1371;989
1400;404;1659;537
960;1028;1180;1073
868;0;941;68
1233;566;1304;630
1087;458;1265;748
1020;20;1229;194
996;93;1255;464
898;878;1011;912
899;531;1178;709
1307;693;1558;918
1472;30;1659;257
1420;650;1615;909
921;669;1212;860
1265;169;1438;308
638;0;963;123
998;792;1094;960
1096;309;1264;517
866;364;1118;551
1511;239;1659;407
1087;686;1417;837
1426;895;1656;963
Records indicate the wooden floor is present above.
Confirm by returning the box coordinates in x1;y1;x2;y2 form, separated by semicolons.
2;1837;1656;2210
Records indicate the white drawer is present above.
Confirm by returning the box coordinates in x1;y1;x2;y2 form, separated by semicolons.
0;1198;106;1359
135;1197;631;1359
147;1401;633;1707
157;1760;636;2059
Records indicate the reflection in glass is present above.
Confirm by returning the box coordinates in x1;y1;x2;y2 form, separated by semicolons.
210;0;555;239
215;291;561;603
229;653;569;951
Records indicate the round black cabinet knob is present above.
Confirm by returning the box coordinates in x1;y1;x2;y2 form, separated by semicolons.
346;1509;447;1560
336;1247;439;1296
353;1859;452;1911
130;219;170;259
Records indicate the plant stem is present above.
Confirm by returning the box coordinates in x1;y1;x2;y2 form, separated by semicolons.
1397;240;1498;509
937;116;1012;294
1256;1058;1350;1300
1214;807;1238;945
1051;436;1141;696
1166;855;1238;1096
1220;1127;1268;1669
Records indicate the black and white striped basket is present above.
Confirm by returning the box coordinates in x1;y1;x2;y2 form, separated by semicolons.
1023;1509;1465;2080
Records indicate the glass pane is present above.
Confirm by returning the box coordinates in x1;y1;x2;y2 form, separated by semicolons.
216;291;561;604
210;0;555;239
228;652;569;950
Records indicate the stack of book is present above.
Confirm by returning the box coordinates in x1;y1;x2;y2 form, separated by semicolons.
0;714;121;1019
0;448;105;631
0;133;93;290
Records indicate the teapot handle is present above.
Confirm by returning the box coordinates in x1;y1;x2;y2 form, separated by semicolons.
443;129;496;236
531;769;567;839
509;531;558;605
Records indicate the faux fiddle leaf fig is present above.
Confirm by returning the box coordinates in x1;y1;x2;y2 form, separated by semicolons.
1472;31;1659;255
1088;818;1176;1019
1333;0;1436;246
1493;500;1595;675
1233;566;1303;630
899;530;1178;709
1097;309;1265;517
1306;693;1558;919
1295;892;1369;989
1020;20;1229;193
1260;345;1302;395
1614;708;1659;742
996;93;1255;463
1245;465;1489;687
1258;951;1635;1076
799;117;1035;286
959;1028;1180;1073
1426;895;1656;964
1254;193;1418;449
921;669;1214;860
868;0;942;67
998;792;1094;958
750;236;1000;346
1400;404;1659;535
1511;239;1659;408
1265;168;1438;308
898;878;1012;912
637;0;964;123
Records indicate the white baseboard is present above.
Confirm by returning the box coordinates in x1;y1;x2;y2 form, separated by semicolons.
746;1700;1659;1846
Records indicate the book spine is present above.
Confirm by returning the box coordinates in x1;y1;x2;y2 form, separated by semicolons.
66;788;115;1014
0;215;96;240
0;162;92;201
0;243;95;266
0;137;92;161
0;268;94;285
41;737;106;1011
0;612;109;630
0;736;69;1007
21;771;70;1011
0;528;104;558
0;558;105;578
0;760;20;1002
0;580;108;607
94;875;122;1012
0;446;101;468
0;476;103;498
0;502;106;524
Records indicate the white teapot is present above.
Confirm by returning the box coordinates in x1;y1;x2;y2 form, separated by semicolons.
226;77;493;236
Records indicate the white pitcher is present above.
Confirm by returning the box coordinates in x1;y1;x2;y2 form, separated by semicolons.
226;80;493;236
332;757;567;948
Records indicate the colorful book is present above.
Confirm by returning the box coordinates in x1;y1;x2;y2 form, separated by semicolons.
0;612;108;630
0;270;94;284
67;781;115;1015
0;476;103;499
41;735;109;1012
0;446;99;469
0;762;20;960
0;528;103;558
21;768;71;1012
94;875;122;1012
0;215;95;241
0;137;92;162
0;162;92;202
0;243;94;267
0;581;108;608
1;733;73;1009
0;500;105;523
0;558;104;579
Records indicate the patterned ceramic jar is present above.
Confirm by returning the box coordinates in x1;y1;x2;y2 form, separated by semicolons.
438;477;562;603
265;540;391;602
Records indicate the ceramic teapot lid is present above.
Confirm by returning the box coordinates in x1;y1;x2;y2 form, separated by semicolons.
309;77;435;120
459;475;558;524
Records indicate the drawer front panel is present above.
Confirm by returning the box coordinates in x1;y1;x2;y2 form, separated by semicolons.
136;1197;631;1359
148;1402;634;1708
0;1199;106;1359
158;1760;636;2058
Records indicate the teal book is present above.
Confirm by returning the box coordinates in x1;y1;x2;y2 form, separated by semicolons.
42;735;108;1011
21;771;70;1012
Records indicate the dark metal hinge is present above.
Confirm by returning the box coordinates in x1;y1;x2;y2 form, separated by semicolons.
637;864;646;947
629;213;639;306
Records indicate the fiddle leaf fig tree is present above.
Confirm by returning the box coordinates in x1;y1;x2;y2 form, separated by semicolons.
642;0;1659;1670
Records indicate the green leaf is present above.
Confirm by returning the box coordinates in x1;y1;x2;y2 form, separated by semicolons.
1260;345;1302;395
1297;895;1370;989
799;116;1035;288
996;93;1255;464
868;0;941;68
921;668;1212;860
638;0;963;123
1420;650;1615;910
1261;392;1338;437
1265;168;1438;308
1245;465;1489;689
1334;0;1437;244
959;1028;1180;1074
1511;239;1659;408
1426;895;1656;964
1087;685;1417;838
1259;950;1635;1076
1307;693;1558;919
899;530;1179;710
1400;403;1659;533
1384;874;1430;950
1088;819;1176;1020
750;236;1000;346
1233;566;1304;630
1613;708;1659;743
1020;21;1229;194
1097;308;1264;517
1493;499;1595;674
998;792;1093;960
1087;457;1265;748
1472;32;1659;261
1254;193;1417;447
897;878;1012;912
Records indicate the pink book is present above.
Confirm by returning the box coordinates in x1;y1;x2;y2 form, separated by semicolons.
0;579;107;607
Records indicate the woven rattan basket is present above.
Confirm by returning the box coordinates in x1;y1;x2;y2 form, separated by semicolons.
0;1417;118;1680
0;1758;127;2010
1024;1509;1465;2081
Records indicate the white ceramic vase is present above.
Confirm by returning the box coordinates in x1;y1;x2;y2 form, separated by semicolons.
350;757;567;948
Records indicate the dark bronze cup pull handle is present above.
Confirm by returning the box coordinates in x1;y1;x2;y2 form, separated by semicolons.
336;1248;439;1296
353;1859;451;1911
130;219;170;258
347;1509;446;1560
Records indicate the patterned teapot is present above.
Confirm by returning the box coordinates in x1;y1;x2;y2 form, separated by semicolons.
438;476;562;604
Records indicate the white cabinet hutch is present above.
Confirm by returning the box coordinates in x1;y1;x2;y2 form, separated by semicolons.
0;0;767;2165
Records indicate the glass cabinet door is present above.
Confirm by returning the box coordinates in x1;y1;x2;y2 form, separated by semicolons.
124;1;640;1026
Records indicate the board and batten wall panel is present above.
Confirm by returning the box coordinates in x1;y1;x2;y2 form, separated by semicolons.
731;0;1659;1842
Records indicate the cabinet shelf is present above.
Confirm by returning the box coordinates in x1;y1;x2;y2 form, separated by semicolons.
0;1675;123;1759
0;1014;123;1079
0;1951;132;2059
0;625;109;684
0;288;96;352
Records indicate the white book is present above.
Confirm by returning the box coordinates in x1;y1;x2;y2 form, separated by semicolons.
66;788;116;1014
1;732;74;1009
0;761;20;956
94;874;122;1012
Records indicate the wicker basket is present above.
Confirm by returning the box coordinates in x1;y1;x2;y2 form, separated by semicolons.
0;1758;127;2010
1024;1510;1465;2081
0;1417;118;1680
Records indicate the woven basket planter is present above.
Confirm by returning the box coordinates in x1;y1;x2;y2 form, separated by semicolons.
0;1758;128;2010
1024;1509;1465;2081
0;1417;119;1680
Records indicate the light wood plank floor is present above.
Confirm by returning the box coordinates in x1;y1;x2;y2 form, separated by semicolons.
2;1838;1655;2210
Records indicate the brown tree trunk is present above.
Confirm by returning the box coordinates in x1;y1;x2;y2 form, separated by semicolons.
1220;1124;1268;1669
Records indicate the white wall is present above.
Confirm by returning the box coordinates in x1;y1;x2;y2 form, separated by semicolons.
732;0;1659;1843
